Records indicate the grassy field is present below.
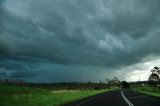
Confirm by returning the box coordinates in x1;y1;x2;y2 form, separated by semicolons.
0;84;108;106
132;84;160;97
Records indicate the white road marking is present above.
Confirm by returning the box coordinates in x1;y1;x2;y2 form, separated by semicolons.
121;91;134;106
75;95;99;106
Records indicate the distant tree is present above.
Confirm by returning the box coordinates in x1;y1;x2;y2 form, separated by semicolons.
121;81;130;89
105;79;110;84
106;77;120;88
149;67;160;86
149;73;159;86
151;67;160;75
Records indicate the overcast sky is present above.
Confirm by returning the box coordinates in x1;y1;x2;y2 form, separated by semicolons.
0;0;160;83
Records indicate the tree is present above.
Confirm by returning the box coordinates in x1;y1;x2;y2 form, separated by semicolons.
149;67;160;86
121;81;130;89
106;77;120;88
151;67;160;75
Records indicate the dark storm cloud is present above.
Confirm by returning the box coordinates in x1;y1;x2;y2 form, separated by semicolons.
0;71;6;76
0;55;48;80
0;55;47;70
0;39;13;55
1;0;160;82
9;70;35;78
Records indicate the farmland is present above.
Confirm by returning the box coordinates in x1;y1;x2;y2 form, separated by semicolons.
0;84;108;106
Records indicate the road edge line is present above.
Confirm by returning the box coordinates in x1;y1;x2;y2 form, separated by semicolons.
121;91;134;106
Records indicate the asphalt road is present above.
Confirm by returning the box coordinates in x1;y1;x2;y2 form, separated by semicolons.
64;90;160;106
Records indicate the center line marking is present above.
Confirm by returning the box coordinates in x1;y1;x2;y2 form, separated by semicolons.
121;91;134;106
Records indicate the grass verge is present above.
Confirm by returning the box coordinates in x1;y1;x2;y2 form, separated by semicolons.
132;85;160;97
137;91;160;97
0;84;109;106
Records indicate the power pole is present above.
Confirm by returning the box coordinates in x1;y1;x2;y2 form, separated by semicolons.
139;76;140;82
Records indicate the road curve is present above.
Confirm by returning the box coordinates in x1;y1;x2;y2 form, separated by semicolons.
64;90;160;106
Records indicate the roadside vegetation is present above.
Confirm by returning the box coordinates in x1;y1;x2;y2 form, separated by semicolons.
0;84;108;106
133;84;160;97
0;76;124;106
132;66;160;97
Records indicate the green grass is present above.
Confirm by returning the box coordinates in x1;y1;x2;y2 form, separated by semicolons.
0;84;109;106
138;91;160;97
132;84;160;97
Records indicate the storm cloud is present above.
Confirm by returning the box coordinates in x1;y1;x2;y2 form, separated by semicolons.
0;0;160;82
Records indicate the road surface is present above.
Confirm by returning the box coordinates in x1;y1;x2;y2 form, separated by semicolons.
64;90;160;106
